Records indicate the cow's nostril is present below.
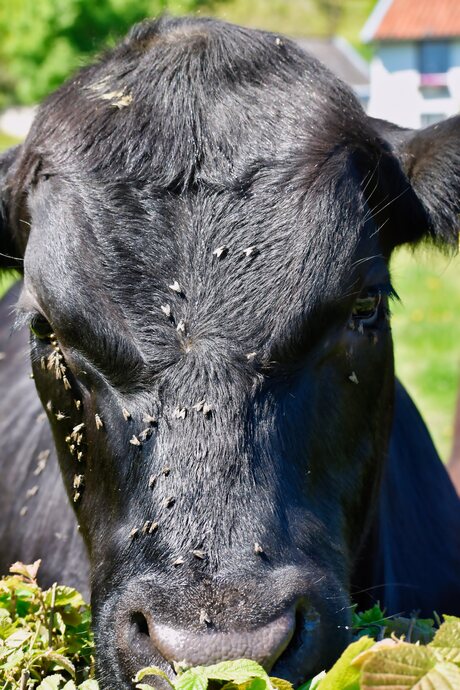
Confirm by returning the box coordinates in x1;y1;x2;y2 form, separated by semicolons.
132;612;149;636
130;612;151;654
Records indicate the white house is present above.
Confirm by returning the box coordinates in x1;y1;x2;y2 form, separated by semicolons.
294;37;370;109
362;0;460;128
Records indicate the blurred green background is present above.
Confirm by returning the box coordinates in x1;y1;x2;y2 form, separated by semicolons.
0;0;458;461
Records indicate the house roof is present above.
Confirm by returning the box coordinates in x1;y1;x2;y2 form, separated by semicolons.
361;0;460;42
294;37;369;88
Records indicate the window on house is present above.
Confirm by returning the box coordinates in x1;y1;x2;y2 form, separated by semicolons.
421;113;447;127
420;86;450;99
420;41;450;74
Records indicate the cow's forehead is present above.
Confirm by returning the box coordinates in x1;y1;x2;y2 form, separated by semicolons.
24;162;386;372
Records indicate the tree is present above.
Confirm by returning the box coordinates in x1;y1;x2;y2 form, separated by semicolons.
312;0;344;36
0;0;221;106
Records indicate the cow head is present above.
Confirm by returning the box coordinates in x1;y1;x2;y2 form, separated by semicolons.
1;17;459;689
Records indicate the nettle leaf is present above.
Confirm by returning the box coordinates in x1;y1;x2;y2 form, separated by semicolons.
3;647;24;669
299;672;326;690
270;676;294;690
78;681;100;689
315;636;375;690
244;678;270;690
352;605;387;629
203;659;269;683
9;560;41;582
44;651;76;677
429;616;460;665
352;638;399;669
386;617;435;644
175;667;208;690
37;674;66;690
360;644;460;689
46;586;86;609
5;629;32;648
134;666;175;688
136;684;156;690
62;682;77;690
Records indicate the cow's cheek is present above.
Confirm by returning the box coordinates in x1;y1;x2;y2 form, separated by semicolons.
308;326;395;551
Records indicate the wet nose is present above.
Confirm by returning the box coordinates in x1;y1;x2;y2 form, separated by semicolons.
128;608;296;670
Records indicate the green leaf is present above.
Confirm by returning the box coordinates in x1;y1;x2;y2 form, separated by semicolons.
46;586;86;609
5;629;32;647
9;560;41;581
203;659;269;683
62;682;77;690
134;666;175;688
45;651;76;677
299;672;326;690
136;685;156;690
430;617;460;665
386;617;435;644
269;677;294;690
316;636;375;690
37;674;66;690
78;681;100;690
240;678;269;690
175;667;208;690
352;605;387;629
360;644;460;689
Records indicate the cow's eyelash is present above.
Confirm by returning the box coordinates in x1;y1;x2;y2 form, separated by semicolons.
373;283;400;302
12;308;37;333
12;308;54;335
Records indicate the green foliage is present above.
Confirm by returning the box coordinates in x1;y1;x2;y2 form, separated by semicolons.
0;561;94;689
0;0;222;106
391;247;460;461
0;131;21;151
210;0;376;55
2;563;460;689
134;617;460;690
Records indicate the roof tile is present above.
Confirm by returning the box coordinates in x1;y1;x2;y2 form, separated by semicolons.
374;0;460;40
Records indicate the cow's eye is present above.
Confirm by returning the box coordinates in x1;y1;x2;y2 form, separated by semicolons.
352;290;381;325
30;314;53;340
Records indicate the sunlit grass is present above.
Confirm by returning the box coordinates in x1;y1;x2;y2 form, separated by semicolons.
0;130;21;150
391;246;460;461
210;0;375;51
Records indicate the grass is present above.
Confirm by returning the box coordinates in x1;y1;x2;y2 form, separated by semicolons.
0;130;21;150
209;0;376;54
391;246;460;461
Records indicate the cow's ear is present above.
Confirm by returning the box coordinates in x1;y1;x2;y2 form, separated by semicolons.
0;145;23;271
371;116;460;250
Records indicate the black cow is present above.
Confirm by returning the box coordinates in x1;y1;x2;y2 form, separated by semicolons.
1;16;460;689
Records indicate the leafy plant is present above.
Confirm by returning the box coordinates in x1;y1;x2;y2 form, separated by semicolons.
2;562;460;690
0;561;95;689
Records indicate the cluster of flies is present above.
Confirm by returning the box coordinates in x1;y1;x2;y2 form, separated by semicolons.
27;244;368;590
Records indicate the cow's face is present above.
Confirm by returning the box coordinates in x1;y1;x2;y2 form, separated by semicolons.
1;17;459;690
